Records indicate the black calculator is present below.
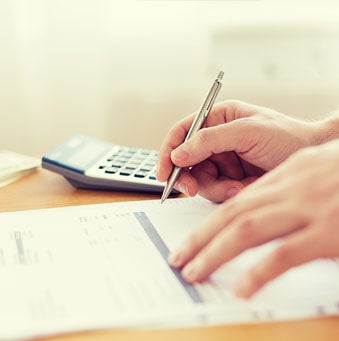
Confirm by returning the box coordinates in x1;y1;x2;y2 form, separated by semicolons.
42;134;178;194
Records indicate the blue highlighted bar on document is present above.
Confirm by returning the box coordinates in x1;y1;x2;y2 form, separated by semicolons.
133;212;203;303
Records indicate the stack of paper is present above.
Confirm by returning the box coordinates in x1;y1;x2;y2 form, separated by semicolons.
0;150;40;188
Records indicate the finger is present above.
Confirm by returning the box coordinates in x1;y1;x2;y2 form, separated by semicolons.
176;157;251;202
173;169;199;197
190;161;245;202
241;176;259;187
210;152;244;180
157;113;196;181
171;120;255;168
234;227;321;298
237;161;287;192
169;186;289;269
180;203;307;283
206;100;262;124
240;159;266;178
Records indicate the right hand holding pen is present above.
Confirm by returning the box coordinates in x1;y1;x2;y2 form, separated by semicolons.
156;100;316;202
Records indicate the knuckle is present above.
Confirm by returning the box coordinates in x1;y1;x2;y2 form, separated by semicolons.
168;121;183;138
196;126;231;155
196;128;212;147
272;244;293;267
185;232;201;251
197;251;213;269
230;117;263;139
234;216;256;242
223;99;242;108
218;201;235;217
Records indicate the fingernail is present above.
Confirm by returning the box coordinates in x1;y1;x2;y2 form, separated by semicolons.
234;276;252;298
177;182;190;196
182;263;197;282
227;187;241;198
168;251;183;268
172;146;189;163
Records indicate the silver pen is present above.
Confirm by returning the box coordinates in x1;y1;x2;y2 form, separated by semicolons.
160;71;224;204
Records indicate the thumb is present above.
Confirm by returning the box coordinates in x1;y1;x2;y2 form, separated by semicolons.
171;121;249;167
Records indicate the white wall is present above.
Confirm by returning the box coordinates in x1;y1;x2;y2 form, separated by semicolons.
1;0;339;155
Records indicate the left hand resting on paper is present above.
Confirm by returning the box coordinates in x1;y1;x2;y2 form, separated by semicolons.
168;139;339;298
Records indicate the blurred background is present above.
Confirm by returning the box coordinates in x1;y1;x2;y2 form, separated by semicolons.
1;0;339;155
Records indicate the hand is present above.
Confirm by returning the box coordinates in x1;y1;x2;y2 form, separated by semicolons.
168;139;339;298
157;100;316;202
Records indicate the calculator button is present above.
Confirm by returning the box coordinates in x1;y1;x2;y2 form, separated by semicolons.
112;162;124;168
117;158;129;163
125;163;139;168
140;166;152;171
105;169;117;174
119;170;132;176
120;153;132;158
148;175;156;180
135;170;149;177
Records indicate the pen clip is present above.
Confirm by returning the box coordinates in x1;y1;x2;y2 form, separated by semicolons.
204;81;222;116
202;74;223;117
185;72;224;139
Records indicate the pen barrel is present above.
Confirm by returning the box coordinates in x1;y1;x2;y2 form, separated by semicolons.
167;166;181;189
185;112;207;141
161;166;181;202
185;79;222;142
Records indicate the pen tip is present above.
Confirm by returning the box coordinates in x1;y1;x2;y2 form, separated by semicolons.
217;71;224;80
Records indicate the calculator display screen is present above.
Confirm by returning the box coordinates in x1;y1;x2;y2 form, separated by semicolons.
42;135;112;173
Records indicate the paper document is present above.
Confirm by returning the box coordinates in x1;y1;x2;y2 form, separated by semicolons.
0;150;40;188
0;197;338;340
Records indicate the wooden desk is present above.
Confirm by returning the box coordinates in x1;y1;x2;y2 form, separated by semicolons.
1;169;338;341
